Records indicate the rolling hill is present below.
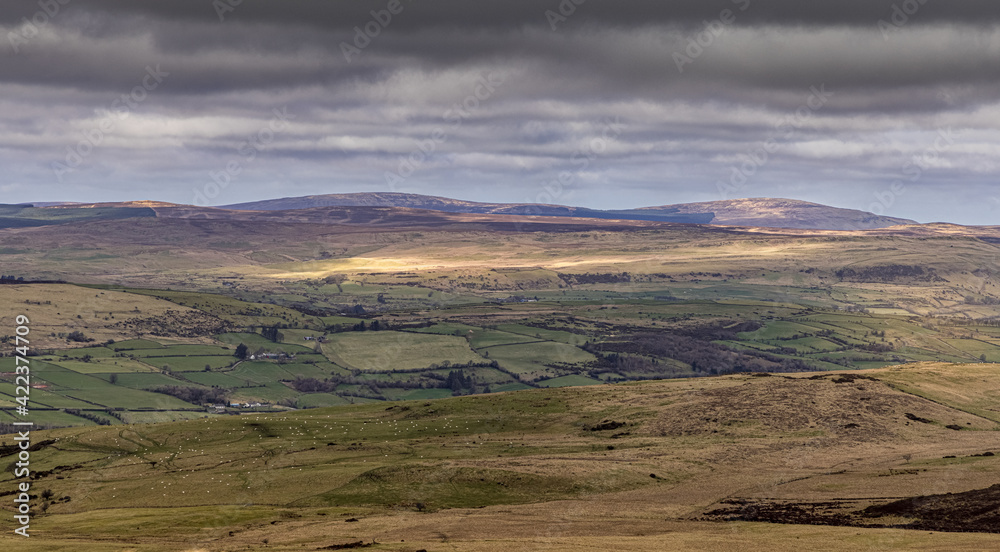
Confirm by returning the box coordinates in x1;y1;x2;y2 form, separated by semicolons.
636;197;917;230
0;204;156;229
6;194;919;231
221;193;916;230
223;192;715;225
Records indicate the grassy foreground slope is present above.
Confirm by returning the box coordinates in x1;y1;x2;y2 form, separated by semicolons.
3;362;1000;551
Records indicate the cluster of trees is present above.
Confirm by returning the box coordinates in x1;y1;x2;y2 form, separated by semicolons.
66;331;94;343
289;364;494;398
443;369;475;393
260;326;284;342
64;409;112;425
557;272;633;285
289;377;337;393
835;264;945;283
670;320;764;341
150;385;228;405
0;422;61;435
857;342;894;353
112;309;232;338
965;296;1000;305
350;320;383;331
590;353;668;377
959;317;1000;328
587;329;813;378
323;319;420;333
323;274;346;292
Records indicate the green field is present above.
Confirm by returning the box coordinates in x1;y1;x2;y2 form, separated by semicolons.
229;362;295;385
48;346;119;359
485;341;597;378
536;374;604;387
94;372;200;390
139;355;237;372
277;362;339;380
322;331;484;371
229;381;299;403
130;344;234;357
215;332;314;353
739;321;821;340
47;358;157;374
410;322;481;336
295;393;352;408
492;382;535;392
109;339;165;350
180;370;250;388
0;383;97;409
28;362;201;410
215;332;275;347
469;328;539;349
495;323;590;346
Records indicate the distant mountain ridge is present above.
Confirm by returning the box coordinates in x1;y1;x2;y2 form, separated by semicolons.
639;198;917;230
222;193;714;225
222;193;916;230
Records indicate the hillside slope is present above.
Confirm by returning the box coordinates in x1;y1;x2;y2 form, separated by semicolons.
637;197;916;229
3;364;1000;550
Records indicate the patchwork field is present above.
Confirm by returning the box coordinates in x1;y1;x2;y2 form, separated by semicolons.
321;331;484;371
5;279;1000;427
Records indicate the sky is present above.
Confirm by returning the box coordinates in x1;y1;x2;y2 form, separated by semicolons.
2;1;1000;224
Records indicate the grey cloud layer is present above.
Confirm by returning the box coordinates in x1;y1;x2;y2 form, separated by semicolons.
5;1;1000;28
1;1;999;224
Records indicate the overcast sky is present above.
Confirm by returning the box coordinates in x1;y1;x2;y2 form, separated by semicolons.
3;1;1000;224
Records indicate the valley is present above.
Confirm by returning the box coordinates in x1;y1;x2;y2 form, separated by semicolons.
1;197;1000;550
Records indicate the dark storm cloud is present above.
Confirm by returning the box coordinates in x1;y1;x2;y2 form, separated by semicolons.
2;1;999;224
5;1;1000;29
3;3;999;107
